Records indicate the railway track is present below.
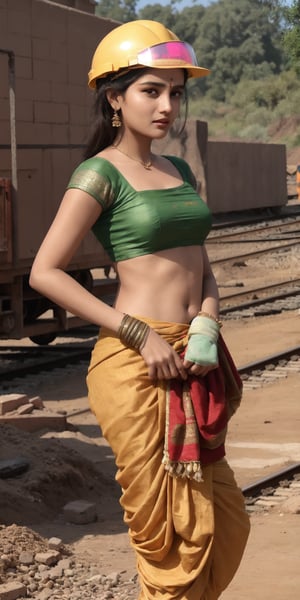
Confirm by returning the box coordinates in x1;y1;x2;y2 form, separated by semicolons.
0;214;299;384
207;214;300;266
98;279;300;320
239;346;300;390
0;344;93;383
1;280;299;383
1;334;299;388
220;281;300;319
207;217;300;318
209;216;300;243
242;463;300;514
209;239;299;265
211;205;300;231
220;279;300;305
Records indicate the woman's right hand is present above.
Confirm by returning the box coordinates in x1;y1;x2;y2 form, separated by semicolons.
140;328;187;381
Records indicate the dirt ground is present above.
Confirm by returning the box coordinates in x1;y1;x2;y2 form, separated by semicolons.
1;246;300;598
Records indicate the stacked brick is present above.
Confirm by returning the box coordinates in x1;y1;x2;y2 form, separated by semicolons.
0;393;66;432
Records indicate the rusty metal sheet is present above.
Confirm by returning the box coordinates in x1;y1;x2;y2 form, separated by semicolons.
206;141;287;213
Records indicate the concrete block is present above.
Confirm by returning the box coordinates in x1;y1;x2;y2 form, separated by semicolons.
63;500;97;524
17;122;52;145
32;37;50;60
0;98;10;119
29;396;44;409
34;100;68;124
0;581;27;600
35;551;60;566
0;394;28;415
48;537;63;550
15;56;32;80
7;8;31;35
0;412;67;432
17;403;34;415
5;33;31;57
19;551;34;565
16;98;34;122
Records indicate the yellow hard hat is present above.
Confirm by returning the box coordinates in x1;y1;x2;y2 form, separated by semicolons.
88;20;210;88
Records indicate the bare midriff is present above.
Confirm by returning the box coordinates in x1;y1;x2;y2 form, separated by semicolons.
114;245;204;324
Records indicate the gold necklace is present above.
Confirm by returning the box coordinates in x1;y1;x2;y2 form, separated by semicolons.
112;144;153;170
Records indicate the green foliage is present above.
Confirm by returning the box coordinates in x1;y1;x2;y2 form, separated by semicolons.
190;0;284;100
289;132;300;147
282;1;300;74
239;123;270;141
93;0;300;147
138;4;176;28
273;86;300;118
95;0;137;23
189;67;300;147
230;70;298;111
170;6;206;44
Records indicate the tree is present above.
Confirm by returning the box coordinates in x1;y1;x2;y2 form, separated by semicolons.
95;0;137;23
93;0;288;101
190;0;284;100
283;1;300;74
138;4;176;29
171;6;206;45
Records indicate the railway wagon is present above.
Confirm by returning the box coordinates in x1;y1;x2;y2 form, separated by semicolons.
0;0;119;343
154;122;288;215
0;0;288;343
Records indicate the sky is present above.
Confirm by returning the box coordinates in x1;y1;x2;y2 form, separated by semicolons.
136;0;215;9
136;0;293;9
95;0;294;12
96;0;294;8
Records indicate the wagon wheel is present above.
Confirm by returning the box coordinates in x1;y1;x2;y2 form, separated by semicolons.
29;332;57;345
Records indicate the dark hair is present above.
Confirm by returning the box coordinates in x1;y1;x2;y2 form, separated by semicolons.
83;67;188;160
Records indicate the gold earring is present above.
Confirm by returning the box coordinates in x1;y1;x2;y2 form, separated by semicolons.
112;109;121;128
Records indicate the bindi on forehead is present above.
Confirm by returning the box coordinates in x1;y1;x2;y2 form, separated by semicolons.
138;68;185;87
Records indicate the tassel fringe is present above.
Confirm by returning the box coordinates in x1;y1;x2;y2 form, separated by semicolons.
162;452;203;482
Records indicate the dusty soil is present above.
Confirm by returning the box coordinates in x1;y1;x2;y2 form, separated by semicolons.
0;245;300;599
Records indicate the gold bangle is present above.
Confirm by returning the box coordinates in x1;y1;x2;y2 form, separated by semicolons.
118;314;150;351
197;311;223;328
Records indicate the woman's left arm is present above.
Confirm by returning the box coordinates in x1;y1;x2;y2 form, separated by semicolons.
183;246;220;376
200;246;220;319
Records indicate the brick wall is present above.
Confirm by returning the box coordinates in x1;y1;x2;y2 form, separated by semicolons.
0;0;117;264
49;0;96;13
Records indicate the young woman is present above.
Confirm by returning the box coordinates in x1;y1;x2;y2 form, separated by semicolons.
30;20;250;600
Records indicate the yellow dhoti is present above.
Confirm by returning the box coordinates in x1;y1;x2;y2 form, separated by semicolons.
87;319;250;600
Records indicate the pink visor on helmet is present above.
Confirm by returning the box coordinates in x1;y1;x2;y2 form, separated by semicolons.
133;41;210;78
137;41;198;67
